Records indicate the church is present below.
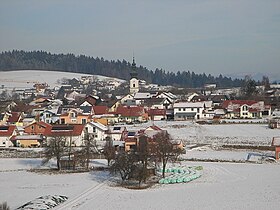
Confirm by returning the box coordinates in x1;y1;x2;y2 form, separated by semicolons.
129;57;139;95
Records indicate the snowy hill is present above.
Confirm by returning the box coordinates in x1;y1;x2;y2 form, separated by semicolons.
0;70;125;89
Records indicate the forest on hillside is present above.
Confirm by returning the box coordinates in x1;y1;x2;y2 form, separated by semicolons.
0;50;243;88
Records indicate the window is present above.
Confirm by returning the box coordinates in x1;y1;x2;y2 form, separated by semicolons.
133;84;135;87
183;108;186;111
82;118;87;124
191;108;194;111
71;112;76;118
178;108;181;111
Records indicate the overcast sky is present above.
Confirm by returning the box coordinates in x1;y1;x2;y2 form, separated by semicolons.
0;0;279;77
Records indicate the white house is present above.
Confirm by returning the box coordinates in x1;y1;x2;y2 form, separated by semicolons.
173;101;213;120
108;126;127;141
84;122;108;141
0;125;17;147
156;92;177;103
40;110;59;124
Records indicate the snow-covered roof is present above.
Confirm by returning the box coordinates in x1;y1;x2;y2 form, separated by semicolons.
87;122;108;131
134;92;152;99
174;101;212;108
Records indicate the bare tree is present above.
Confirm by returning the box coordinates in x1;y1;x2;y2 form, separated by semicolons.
103;136;115;166
137;135;151;184
42;136;67;170
80;132;98;170
0;202;10;210
151;131;179;178
110;151;137;184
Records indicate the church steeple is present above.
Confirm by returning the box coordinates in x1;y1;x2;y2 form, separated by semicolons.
130;57;138;79
129;56;139;94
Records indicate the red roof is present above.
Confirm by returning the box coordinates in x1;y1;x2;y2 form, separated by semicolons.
24;121;52;135
0;125;17;136
148;109;166;116
45;124;85;137
116;106;145;117
93;106;108;115
7;112;22;123
25;121;52;129
82;95;97;106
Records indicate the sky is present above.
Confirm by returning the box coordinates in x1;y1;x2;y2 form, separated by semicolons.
0;0;279;78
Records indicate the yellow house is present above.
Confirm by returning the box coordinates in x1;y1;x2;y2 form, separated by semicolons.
11;135;44;147
60;109;90;124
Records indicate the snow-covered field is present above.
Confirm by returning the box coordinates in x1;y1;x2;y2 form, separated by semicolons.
125;121;279;146
0;70;125;89
1;158;280;210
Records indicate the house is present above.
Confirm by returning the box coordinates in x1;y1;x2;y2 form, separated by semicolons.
0;112;10;125
156;92;177;104
24;121;52;135
84;122;108;148
45;124;85;146
269;118;280;129
116;106;148;123
29;97;51;106
0;125;17;147
108;126;127;141
92;106;108;116
123;130;138;151
147;109;166;121
6;112;23;125
40;110;60;124
10;134;44;148
134;92;153;105
271;137;280;160
120;94;134;105
79;106;93;115
124;126;163;152
186;93;199;102
79;95;99;107
143;98;172;109
222;100;271;119
0;100;17;113
59;109;90;124
33;83;49;94
109;100;121;112
208;94;229;107
173;101;213;120
190;95;208;102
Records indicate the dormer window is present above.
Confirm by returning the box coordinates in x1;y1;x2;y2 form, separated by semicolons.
71;112;76;118
242;105;248;111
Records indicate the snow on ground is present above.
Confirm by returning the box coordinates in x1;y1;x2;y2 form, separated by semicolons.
0;70;125;89
1;158;280;210
124;121;279;146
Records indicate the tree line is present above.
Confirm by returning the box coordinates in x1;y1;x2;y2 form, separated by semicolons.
0;50;243;88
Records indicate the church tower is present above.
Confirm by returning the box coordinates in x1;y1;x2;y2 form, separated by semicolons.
129;57;139;94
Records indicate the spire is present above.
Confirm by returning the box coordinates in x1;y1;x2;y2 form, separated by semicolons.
130;56;137;79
